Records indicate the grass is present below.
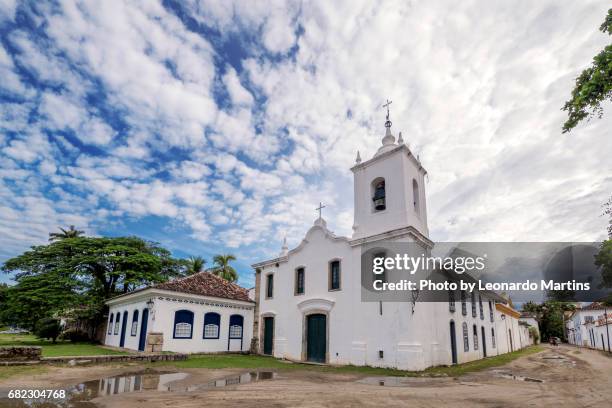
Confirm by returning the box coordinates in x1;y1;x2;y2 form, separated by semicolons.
158;345;545;377
0;333;129;357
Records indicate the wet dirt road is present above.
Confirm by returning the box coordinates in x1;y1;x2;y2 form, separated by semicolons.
1;345;610;407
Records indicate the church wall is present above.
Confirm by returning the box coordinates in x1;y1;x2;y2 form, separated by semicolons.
257;225;453;371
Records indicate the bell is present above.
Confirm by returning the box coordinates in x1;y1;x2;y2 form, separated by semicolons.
373;184;386;211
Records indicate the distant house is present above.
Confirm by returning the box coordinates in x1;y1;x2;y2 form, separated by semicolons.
519;312;540;344
494;303;530;353
104;272;254;353
566;302;611;351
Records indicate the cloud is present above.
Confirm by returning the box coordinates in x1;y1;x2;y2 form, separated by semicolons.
0;0;610;286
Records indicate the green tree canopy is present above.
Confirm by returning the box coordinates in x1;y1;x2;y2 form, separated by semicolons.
521;301;575;341
562;8;612;132
2;236;183;329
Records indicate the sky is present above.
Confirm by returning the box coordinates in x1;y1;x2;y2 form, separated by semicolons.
0;0;610;288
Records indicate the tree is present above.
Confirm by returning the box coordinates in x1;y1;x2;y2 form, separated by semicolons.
561;8;612;132
34;317;62;343
49;225;85;241
2;236;182;329
521;301;575;342
0;283;8;326
595;239;612;289
185;256;206;275
210;254;238;282
604;195;612;238
0;272;82;330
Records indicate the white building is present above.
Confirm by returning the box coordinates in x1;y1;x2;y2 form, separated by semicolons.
251;116;516;370
494;303;530;354
104;272;254;353
566;302;612;351
519;312;540;345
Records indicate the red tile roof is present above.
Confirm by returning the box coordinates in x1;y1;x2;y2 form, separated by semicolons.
153;272;252;302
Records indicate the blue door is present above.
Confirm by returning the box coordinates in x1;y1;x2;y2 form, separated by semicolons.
138;309;149;351
119;311;128;347
306;314;326;363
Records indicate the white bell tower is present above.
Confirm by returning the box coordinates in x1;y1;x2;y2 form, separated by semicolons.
351;101;429;240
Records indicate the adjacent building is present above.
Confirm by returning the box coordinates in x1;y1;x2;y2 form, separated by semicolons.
104;272;254;353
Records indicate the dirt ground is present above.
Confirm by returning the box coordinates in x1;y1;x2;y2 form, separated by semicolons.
1;345;611;407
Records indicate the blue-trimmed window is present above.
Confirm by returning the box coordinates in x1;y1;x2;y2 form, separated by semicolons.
295;267;305;295
266;274;274;298
329;260;341;291
114;312;120;334
203;312;221;339
131;310;139;336
229;315;244;339
108;313;114;335
173;310;194;339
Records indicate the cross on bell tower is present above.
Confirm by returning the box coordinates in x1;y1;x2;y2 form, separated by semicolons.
316;202;326;219
382;99;392;129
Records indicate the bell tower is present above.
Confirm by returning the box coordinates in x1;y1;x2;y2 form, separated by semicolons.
351;102;429;240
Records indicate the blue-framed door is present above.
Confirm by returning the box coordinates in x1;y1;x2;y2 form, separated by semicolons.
119;311;128;347
138;309;149;351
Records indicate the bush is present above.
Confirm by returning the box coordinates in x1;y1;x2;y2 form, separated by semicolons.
34;318;62;343
60;328;90;342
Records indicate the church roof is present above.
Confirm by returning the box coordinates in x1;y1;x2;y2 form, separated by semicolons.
152;272;252;302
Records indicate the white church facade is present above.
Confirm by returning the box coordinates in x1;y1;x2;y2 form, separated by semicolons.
251;113;524;370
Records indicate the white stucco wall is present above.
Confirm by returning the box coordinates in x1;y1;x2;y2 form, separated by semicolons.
105;289;254;353
256;222;505;371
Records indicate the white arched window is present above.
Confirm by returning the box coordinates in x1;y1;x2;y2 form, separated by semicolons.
462;322;469;352
412;178;419;214
203;312;220;339
371;178;386;212
131;310;139;336
114;312;120;335
229;315;244;339
173;310;194;339
473;325;479;350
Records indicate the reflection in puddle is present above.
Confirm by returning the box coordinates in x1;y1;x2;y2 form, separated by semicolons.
204;371;278;388
494;371;544;383
0;371;278;407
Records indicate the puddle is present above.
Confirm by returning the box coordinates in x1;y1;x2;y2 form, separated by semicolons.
357;376;446;387
0;370;278;407
493;371;544;383
202;371;278;388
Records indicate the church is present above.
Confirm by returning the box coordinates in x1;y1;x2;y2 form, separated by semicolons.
102;106;530;370
251;107;524;370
